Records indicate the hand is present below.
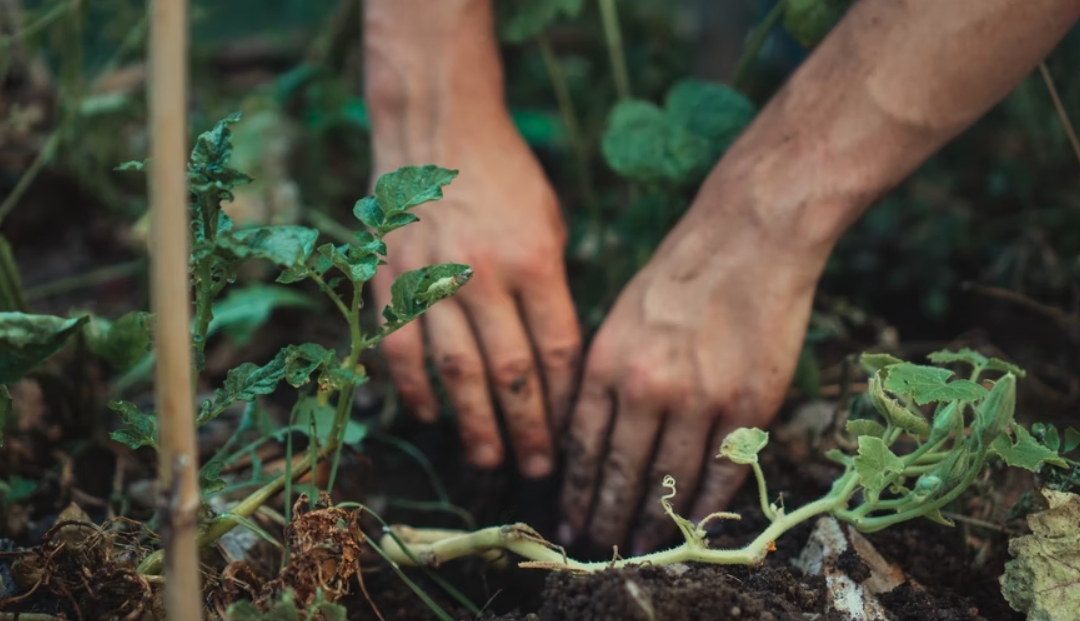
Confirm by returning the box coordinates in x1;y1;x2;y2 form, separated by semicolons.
557;171;830;555
371;112;581;479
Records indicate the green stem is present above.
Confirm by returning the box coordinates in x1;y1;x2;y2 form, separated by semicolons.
191;259;216;373
23;258;146;300
310;271;351;323
0;131;61;225
731;0;788;90
597;0;630;100
751;462;776;520
326;281;365;492
0;235;27;312
0;0;75;47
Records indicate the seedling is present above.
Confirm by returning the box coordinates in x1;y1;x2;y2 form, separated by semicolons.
380;348;1068;572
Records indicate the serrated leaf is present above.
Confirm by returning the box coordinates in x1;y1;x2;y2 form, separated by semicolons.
108;400;158;451
373;165;459;215
208;285;319;347
664;78;755;159
1000;489;1080;620
884;362;987;405
859;352;903;375
717;427;769;465
846;419;886;439
868;374;932;436
927;348;988;368
88;311;154;372
500;0;584;43
207;225;320;269
385;264;473;325
1064;427;1080;454
853;436;905;493
317;243;380;283
199;459;226;494
0;313;90;383
601;100;710;187
283;343;337;388
991;425;1068;472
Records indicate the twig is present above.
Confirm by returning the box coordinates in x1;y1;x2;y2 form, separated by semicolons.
1038;62;1080;169
962;281;1079;329
24;258;146;300
731;0;789;89
147;0;201;619
597;0;630;100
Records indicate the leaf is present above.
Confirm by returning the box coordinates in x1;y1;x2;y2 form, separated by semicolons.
783;0;853;49
1064;427;1080;454
717;427;769;465
985;358;1026;377
927;348;988;368
294;396;368;445
0;313;90;383
846;419;887;439
317;243;380;283
88;311;154;372
283;343;337;388
1000;489;1080;620
883;362;987;405
991;425;1068;472
868;374;932;436
973;374;1017;447
859;352;903;375
115;160;147;171
928;401;961;444
853;436;906;494
601;99;710;187
0;475;37;503
1045;425;1062;453
384;264;473;325
372;165;459;215
199;459;227;495
353;196;384;229
500;0;584;43
206;226;320;269
208;285;319;347
108;400;158;451
664;78;755;159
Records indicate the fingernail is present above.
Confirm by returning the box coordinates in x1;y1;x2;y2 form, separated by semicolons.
522;453;552;478
557;522;575;545
470;444;501;468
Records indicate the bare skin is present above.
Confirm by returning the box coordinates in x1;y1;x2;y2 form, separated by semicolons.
364;0;1080;553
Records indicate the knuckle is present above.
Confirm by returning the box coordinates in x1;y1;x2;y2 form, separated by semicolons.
435;352;483;383
491;357;536;393
538;338;582;371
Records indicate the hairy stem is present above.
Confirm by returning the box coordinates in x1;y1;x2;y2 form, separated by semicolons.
751;462;776;520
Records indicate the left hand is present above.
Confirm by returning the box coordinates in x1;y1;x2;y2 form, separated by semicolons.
557;171;829;555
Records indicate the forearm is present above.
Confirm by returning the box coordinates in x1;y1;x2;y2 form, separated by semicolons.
363;0;508;164
710;0;1080;257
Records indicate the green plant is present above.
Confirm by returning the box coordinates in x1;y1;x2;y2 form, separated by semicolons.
99;112;470;578
378;349;1067;572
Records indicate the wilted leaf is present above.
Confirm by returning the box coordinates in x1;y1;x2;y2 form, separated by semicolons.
209;285;319;347
1000;489;1080;621
853;436;905;494
859;352;903;375
108;400;158;451
500;0;584;42
884;362;987;405
601;100;709;187
846;419;886;439
991;425;1068;472
718;427;769;465
0;313;90;384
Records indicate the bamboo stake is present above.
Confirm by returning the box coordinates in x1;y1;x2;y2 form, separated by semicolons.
148;0;201;619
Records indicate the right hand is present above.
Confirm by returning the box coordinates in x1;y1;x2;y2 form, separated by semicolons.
369;108;581;479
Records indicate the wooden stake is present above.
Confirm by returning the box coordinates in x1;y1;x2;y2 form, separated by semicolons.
148;0;201;618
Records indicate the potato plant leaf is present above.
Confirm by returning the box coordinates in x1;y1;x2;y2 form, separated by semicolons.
294;396;367;445
883;362;987;405
718;427;769;465
991;424;1068;472
383;264;473;325
316;243;380;284
87;311;154;372
109;400;159;451
1000;489;1080;620
853;436;905;494
500;0;584;43
0;312;90;384
208;285;319;347
369;165;457;223
204;226;320;269
283;343;338;388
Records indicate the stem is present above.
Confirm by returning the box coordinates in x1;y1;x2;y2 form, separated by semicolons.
191;259;215;373
597;0;630;100
536;33;598;223
0;234;27;312
310;271;351;322
731;0;788;90
326;281;364;492
0;0;74;47
23;258;146;300
751;462;775;520
1039;62;1080;169
147;0;201;617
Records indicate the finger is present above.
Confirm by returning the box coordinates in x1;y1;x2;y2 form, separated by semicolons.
688;418;752;525
375;276;439;422
424;301;504;469
517;267;582;433
629;413;711;555
585;389;664;551
557;371;614;545
463;293;553;479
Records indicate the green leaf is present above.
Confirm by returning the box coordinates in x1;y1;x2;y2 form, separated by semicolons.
0;475;37;503
0;313;90;383
1064;427;1080;454
664;78;755;159
883;362;987;405
108;400;158;451
353;196;385;229
384;264;473;325
87;311;154;372
0;385;9;447
783;0;853;49
199;459;227;495
973;374;1017;447
1045;425;1062;453
317;243;380;283
717;427;769;465
283;343;337;388
991;424;1068;472
208;285;319;347
853;435;906;493
927;347;988;369
825;448;852;466
868;374;932;436
294;396;368;445
206;225;320;269
115;160;147;171
928;401;961;444
984;358;1026;377
372;165;459;215
601;99;710;187
846;419;887;439
500;0;584;43
1000;489;1080;619
859;352;903;375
